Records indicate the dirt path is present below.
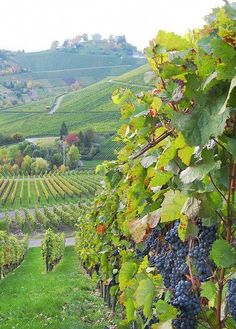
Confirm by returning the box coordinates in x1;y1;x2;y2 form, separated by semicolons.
28;236;75;248
49;94;66;114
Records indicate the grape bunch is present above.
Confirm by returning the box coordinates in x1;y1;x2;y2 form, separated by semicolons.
152;222;189;288
136;227;160;258
172;280;200;329
149;222;201;328
227;279;236;321
189;224;217;281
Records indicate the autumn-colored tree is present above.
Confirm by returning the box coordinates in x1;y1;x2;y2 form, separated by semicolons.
64;133;79;146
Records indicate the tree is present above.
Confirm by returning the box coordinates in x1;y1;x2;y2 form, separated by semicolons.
50;40;59;49
7;145;20;164
82;33;88;41
51;152;63;167
60;122;68;140
67;145;81;169
92;33;102;41
32;157;49;174
64;133;79;146
21;155;32;173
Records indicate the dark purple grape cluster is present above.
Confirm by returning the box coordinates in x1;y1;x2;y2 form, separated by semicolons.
189;225;217;281
227;279;236;321
152;222;189;288
172;280;200;329
137;228;160;257
148;222;200;328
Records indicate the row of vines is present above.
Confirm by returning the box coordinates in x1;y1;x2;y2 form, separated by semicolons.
3;202;88;233
0;231;28;279
76;4;236;329
0;172;101;210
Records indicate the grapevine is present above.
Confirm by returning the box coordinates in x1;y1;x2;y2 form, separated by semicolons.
75;3;236;329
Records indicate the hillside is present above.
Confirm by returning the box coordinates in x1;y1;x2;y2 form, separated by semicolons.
0;64;150;137
0;42;145;109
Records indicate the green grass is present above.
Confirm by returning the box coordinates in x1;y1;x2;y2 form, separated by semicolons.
0;65;150;137
0;247;116;329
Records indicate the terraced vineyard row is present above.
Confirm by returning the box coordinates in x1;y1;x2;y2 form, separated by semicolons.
3;202;88;234
93;136;122;160
0;172;102;210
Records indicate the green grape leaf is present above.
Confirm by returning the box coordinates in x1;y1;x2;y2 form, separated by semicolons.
157;145;177;169
201;281;217;307
119;262;138;290
155;300;178;322
156;30;191;51
150;171;173;187
178;215;199;241
161;190;188;222
135;278;155;318
210;239;236;268
172;96;230;146
124;298;135;322
180;150;221;184
219;76;236;114
178;145;194;165
225;137;236;159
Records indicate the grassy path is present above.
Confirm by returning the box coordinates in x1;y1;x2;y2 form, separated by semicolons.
0;247;115;329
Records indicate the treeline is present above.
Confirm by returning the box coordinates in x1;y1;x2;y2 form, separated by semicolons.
0;133;24;146
0;127;98;174
51;33;141;56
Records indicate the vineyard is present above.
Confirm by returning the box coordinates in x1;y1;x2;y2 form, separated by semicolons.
0;171;101;210
0;2;235;329
75;4;236;329
2;202;88;233
0;65;149;137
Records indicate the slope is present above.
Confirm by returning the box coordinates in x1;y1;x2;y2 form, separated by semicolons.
0;64;150;137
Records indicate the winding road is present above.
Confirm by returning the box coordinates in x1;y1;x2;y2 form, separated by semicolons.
49;94;66;114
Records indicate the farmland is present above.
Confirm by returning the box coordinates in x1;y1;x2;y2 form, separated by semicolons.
0;64;149;136
0;171;101;210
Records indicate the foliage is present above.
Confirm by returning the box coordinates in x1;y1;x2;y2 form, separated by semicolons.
41;228;65;272
67;145;81;169
0;231;28;279
76;3;236;329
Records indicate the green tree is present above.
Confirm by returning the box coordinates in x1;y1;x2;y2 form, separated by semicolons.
21;155;32;174
32;157;49;174
7;145;20;164
60;121;68;140
51;152;63;167
67;145;81;169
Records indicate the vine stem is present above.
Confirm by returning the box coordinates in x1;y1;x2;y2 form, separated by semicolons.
132;128;175;159
216;160;235;329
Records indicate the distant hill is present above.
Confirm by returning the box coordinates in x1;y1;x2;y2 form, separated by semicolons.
0;64;151;137
0;38;146;109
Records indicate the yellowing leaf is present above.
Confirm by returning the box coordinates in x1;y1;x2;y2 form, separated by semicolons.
135;278;155;318
178;145;194;165
128;219;147;243
119;262;138;291
161;190;188;223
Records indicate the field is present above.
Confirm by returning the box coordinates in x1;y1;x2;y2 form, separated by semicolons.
0;65;150;136
0;247;115;329
93;135;122;160
0;171;102;210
